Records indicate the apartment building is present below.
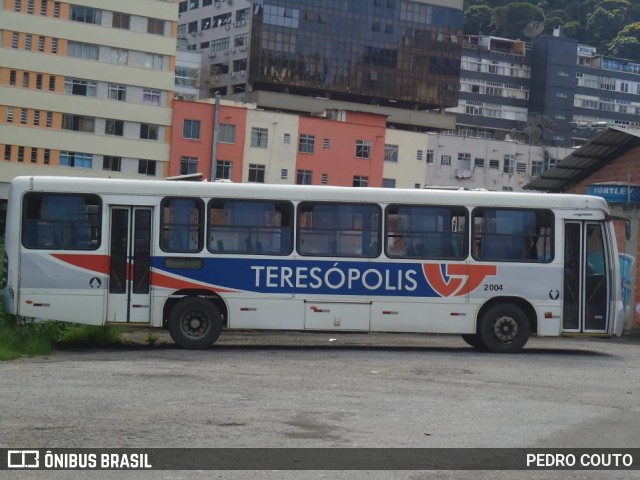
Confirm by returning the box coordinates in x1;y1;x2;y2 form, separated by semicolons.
0;0;179;197
171;98;571;191
450;30;640;149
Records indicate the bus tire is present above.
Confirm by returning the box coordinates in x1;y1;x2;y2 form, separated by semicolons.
461;333;486;350
478;303;530;353
168;297;222;349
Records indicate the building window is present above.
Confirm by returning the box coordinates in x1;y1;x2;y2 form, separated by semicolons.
108;84;126;101
531;160;543;177
105;119;124;136
7;107;14;123
46;111;53;127
384;144;399;162
142;89;161;105
12;32;19;49
53;1;60;17
18;146;25;162
503;154;515;174
474;157;485;168
215;160;232;180
441;155;451;165
251;127;268;148
65;78;97;97
23;72;30;88
355;140;371;159
248;164;265;183
4;145;11;161
283;133;291;144
426;149;434;164
30;148;37;163
298;134;315;154
67;42;99;60
353;176;369;187
148;18;165;35
382;178;396;188
189;0;199;9
15;0;22;11
60;151;92;168
144;54;164;70
180;156;199;175
112;12;131;29
110;48;129;65
321;173;328;184
44;149;50;164
40;0;48;15
51;38;58;54
36;74;43;89
323;138;330;149
20;109;28;124
33;110;40;125
103;156;122;171
219;124;236;143
38;36;45;52
416;149;424;161
296;170;312;185
63;114;95;133
71;5;102;24
489;159;500;169
48;75;56;91
25;34;32;51
458;153;471;170
183;119;201;139
280;169;288;180
9;70;16;86
140;124;158;140
138;160;156;176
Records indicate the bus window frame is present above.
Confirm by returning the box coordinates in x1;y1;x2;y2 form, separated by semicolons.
384;204;469;260
159;196;205;253
296;201;382;258
21;192;102;251
471;207;555;263
206;198;294;256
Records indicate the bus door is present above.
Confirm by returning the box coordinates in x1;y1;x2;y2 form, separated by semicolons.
107;206;152;323
563;222;609;333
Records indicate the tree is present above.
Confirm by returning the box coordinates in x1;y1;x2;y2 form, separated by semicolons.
490;2;546;39
464;5;493;35
608;22;640;59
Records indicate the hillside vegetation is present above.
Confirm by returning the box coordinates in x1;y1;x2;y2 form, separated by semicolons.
464;0;640;60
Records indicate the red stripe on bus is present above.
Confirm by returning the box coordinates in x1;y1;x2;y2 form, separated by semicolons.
52;254;110;275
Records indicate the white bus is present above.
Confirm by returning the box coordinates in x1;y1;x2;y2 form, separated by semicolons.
1;176;628;353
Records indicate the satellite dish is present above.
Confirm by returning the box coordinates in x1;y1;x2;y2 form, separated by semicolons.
524;21;544;38
522;114;557;143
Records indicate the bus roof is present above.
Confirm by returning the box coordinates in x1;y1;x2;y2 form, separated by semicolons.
10;175;609;212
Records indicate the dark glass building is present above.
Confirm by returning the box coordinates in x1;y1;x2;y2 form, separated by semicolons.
179;0;463;113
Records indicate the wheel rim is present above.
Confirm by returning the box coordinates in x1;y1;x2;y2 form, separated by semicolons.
181;310;211;339
493;314;518;343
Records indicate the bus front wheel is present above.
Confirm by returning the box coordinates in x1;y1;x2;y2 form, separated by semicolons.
168;297;222;349
478;303;530;353
461;333;486;350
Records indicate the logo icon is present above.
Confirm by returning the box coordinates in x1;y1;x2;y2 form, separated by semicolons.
7;450;39;468
423;263;497;297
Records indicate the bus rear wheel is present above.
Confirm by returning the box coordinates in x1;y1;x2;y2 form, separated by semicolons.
478;303;530;353
168;297;222;349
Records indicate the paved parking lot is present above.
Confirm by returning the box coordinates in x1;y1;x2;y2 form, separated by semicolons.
1;331;639;479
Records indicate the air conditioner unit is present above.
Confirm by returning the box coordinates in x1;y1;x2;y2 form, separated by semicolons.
224;49;230;55
455;168;472;179
240;70;245;76
208;52;217;58
230;72;236;78
239;45;247;51
225;24;231;30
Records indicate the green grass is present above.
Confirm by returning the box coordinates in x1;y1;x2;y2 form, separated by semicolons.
0;239;125;360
